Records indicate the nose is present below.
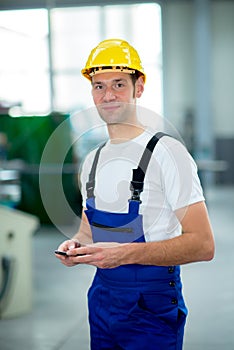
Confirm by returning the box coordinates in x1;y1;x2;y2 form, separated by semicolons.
103;87;116;102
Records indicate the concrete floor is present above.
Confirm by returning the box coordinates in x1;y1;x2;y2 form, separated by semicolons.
0;185;233;350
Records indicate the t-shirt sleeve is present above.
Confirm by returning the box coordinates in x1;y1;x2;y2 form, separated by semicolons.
157;137;205;211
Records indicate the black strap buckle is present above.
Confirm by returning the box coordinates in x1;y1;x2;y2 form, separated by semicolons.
130;181;143;202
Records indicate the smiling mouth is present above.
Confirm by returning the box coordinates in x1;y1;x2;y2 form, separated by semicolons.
101;103;121;111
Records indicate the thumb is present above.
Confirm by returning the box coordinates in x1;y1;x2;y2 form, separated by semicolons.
68;239;80;249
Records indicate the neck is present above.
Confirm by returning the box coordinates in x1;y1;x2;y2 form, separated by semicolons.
107;122;145;144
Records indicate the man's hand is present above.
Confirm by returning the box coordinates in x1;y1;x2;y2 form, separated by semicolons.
55;239;81;267
65;242;125;269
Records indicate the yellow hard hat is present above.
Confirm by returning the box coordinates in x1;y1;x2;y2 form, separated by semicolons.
81;38;146;82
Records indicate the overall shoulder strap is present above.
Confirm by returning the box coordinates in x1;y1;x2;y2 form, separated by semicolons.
130;132;167;201
86;142;106;198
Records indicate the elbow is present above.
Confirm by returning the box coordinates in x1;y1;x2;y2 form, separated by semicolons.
202;238;215;262
204;248;215;262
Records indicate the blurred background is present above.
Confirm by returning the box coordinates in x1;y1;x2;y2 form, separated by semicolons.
0;0;233;349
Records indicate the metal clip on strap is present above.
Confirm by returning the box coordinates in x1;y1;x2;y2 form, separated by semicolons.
86;180;95;198
130;180;144;202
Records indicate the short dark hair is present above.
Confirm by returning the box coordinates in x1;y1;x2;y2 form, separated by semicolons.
130;71;143;85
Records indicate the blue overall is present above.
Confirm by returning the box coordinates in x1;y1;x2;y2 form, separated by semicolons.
84;133;187;350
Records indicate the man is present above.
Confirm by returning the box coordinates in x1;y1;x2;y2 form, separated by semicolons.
55;39;215;350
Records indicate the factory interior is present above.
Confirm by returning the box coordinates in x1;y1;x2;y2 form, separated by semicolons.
0;0;234;349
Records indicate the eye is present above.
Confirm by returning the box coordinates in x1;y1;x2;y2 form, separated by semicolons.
94;84;103;90
114;81;126;90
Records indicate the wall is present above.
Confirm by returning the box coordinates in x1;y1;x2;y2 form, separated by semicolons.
161;1;195;129
161;0;234;183
212;1;234;138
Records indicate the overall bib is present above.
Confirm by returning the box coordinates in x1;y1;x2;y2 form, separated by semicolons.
85;133;187;350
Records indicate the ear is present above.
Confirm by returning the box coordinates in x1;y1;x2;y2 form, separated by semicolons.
135;76;144;98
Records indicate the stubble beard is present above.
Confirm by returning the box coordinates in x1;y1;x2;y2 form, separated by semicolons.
96;102;136;126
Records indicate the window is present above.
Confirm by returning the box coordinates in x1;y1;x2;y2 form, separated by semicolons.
0;9;50;115
0;4;162;116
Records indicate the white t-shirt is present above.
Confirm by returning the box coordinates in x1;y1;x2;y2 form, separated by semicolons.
80;130;204;242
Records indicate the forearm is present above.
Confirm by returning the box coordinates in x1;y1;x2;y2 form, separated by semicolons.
72;230;91;246
72;209;93;245
120;231;214;267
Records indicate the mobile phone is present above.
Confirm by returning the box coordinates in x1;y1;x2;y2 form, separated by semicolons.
54;250;86;257
54;250;67;256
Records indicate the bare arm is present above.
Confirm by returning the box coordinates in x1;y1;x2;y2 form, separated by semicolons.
123;201;215;266
72;209;92;245
66;201;215;268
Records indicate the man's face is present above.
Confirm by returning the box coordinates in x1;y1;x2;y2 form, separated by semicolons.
91;72;144;125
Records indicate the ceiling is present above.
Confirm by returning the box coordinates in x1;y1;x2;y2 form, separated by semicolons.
0;0;185;11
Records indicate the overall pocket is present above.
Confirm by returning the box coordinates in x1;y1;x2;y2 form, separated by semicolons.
91;221;143;243
128;289;181;334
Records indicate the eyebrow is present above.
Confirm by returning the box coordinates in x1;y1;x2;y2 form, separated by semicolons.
92;78;127;85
